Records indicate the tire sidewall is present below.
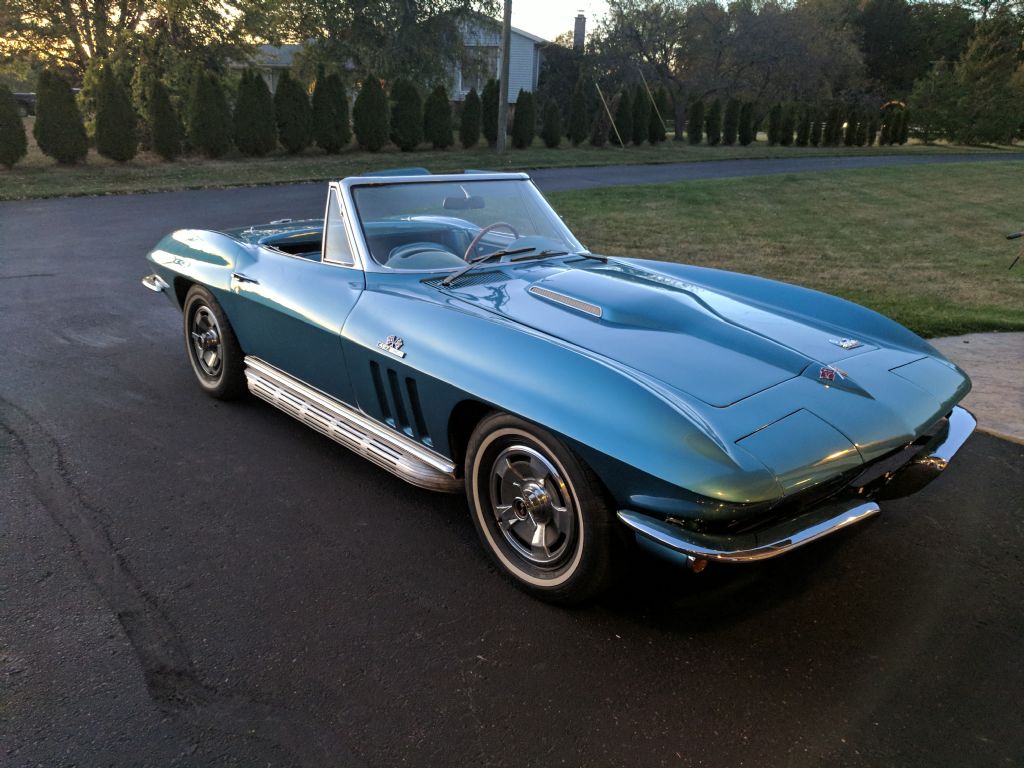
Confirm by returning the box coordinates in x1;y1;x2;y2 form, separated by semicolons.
466;415;613;602
182;286;244;399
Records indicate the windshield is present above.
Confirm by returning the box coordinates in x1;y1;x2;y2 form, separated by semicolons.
350;179;585;271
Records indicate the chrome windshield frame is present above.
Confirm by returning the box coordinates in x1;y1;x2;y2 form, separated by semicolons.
337;173;585;274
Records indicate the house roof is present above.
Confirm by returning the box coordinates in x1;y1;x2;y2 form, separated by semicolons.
463;12;548;45
252;43;304;69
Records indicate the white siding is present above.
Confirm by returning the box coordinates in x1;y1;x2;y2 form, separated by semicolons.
453;22;542;104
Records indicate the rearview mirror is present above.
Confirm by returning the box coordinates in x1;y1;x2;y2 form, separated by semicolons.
443;195;485;210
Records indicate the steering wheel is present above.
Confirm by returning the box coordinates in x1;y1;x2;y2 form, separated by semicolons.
463;222;520;261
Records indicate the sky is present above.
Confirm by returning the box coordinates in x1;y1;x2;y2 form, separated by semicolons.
509;0;610;43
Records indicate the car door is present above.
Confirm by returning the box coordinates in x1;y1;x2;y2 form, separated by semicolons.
227;187;364;404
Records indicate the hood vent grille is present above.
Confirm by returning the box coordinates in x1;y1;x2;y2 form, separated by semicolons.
529;285;603;318
426;271;508;289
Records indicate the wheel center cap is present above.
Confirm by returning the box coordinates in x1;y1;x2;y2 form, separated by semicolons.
192;329;219;350
515;482;551;523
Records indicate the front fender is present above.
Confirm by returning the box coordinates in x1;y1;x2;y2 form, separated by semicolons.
342;282;781;509
145;229;257;305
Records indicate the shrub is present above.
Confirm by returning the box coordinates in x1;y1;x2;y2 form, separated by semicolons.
738;102;754;146
867;116;879;146
855;117;868;146
705;98;722;146
312;69;350;153
0;86;27;168
274;71;312;154
481;78;500;147
590;109;609;147
843;110;857;146
568;79;589;146
511;89;535;149
823;105;842;146
631;85;649;145
390;78;423;151
424;85;453;149
766;103;782;145
353;75;389;152
235;70;276;156
722;98;739;146
541;100;562;148
687;99;704;145
34;70;88;164
459;88;481;149
611;88;632;145
779;105;794;146
897;109;910;144
795;109;810;147
95;64;137;162
148;79;181;160
649;87;668;144
187;71;232;158
810;119;823;147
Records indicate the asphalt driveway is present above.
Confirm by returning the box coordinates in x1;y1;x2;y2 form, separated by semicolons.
1;166;1022;767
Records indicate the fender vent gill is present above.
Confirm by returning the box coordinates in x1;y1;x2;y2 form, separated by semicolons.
529;285;603;318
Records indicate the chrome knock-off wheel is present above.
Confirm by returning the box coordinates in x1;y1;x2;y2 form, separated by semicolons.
466;414;618;604
182;285;246;400
190;306;223;377
490;445;576;568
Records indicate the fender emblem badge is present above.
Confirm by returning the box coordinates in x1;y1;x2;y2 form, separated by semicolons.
378;335;406;358
819;365;847;382
829;338;863;350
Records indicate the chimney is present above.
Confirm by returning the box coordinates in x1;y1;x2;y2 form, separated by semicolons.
573;12;586;52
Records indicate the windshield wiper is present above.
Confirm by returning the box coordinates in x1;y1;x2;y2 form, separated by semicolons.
509;250;607;264
440;246;535;287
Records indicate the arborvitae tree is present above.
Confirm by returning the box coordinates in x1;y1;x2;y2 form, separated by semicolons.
795;109;811;146
0;86;28;168
235;70;276;156
590;109;609;147
95;64;137;161
867;116;879;145
611;89;632;145
312;69;350;154
687;99;704;145
843;111;857;146
649;87;668;144
353;75;389;152
897;108;910;144
510;89;535;149
824;105;842;146
390;78;423;151
33;70;88;164
274;70;312;154
568;79;589;146
705;98;722;146
187;71;232;158
738;102;754;146
541;100;562;148
779;105;795;146
722;98;739;146
459;88;481;148
810;119;823;147
855;117;868;146
879;113;892;145
424;85;453;149
631;85;649;145
766;103;782;145
481;78;500;147
148;79;181;160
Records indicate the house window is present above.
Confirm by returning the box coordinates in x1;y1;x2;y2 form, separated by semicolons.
461;45;499;95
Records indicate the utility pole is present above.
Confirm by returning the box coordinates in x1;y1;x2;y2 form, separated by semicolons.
496;0;512;153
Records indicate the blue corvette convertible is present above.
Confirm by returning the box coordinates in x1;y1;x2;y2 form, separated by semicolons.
143;169;974;603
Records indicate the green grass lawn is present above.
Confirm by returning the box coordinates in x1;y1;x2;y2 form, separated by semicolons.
2;115;1020;201
549;162;1024;338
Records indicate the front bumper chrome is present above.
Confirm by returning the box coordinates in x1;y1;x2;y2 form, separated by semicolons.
141;273;170;293
619;405;976;565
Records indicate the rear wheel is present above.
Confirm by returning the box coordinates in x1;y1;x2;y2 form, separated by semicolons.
182;285;246;400
465;413;618;604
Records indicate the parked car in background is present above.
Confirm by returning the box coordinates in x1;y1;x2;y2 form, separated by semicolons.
13;92;35;117
142;169;975;604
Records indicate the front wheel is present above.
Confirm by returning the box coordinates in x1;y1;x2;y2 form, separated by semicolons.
465;413;618;604
182;285;246;400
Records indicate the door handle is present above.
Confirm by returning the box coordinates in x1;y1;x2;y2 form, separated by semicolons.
231;272;259;285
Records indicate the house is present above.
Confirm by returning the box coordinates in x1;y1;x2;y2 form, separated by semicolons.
453;16;547;104
234;43;305;93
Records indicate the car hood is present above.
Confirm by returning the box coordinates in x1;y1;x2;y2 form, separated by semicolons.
444;259;893;408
